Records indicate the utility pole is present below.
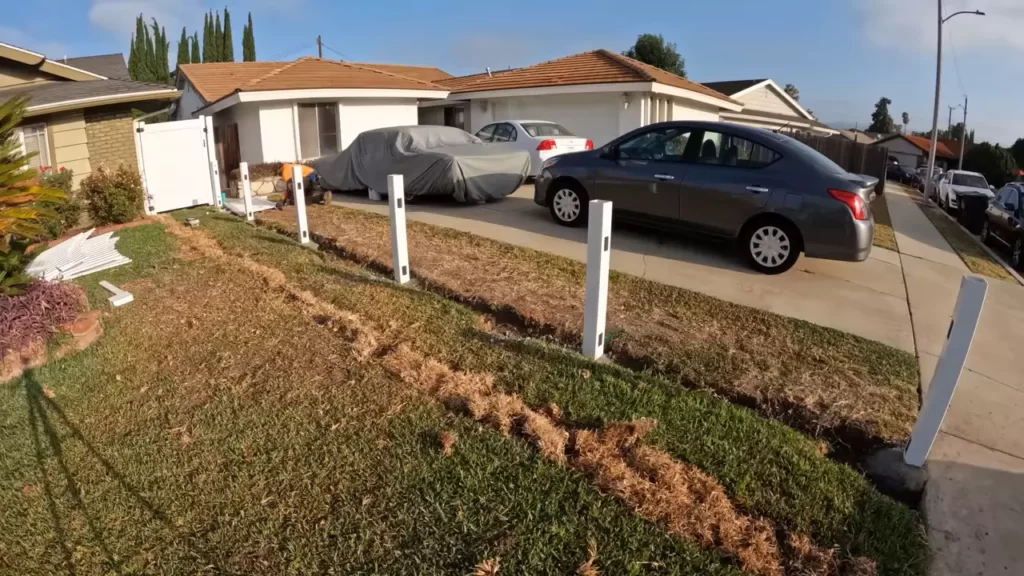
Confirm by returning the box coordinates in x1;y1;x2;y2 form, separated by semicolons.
947;105;956;134
317;35;322;58
925;2;984;201
958;95;968;170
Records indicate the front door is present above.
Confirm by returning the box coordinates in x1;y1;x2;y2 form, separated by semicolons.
591;126;692;222
676;129;781;237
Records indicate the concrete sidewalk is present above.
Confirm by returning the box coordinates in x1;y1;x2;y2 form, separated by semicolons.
334;187;915;352
886;186;1024;575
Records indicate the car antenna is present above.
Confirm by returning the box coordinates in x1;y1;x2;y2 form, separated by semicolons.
774;120;793;134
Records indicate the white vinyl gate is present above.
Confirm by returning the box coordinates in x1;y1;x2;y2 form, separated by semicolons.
134;116;218;214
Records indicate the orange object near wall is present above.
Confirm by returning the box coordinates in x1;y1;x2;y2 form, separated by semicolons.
281;163;314;182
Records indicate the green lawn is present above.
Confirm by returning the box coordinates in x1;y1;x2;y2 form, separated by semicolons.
0;214;926;575
918;202;1018;283
872;193;899;252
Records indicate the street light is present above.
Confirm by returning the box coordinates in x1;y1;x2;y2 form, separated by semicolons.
924;1;984;200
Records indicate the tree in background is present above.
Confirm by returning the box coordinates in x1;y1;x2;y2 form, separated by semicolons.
1010;138;1024;172
242;12;256;61
963;142;1018;188
191;32;200;64
202;13;212;63
222;8;235;62
176;27;190;65
867;97;896;134
622;33;685;77
901;112;909;135
213;12;223;63
152;20;169;83
913;124;974;143
783;84;799;101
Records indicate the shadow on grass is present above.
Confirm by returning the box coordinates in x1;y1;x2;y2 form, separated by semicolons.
22;371;222;575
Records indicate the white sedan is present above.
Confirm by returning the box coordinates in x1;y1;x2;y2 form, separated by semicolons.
474;120;592;176
937;169;993;211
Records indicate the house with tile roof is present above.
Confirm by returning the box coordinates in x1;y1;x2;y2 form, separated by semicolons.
174;57;449;170
699;78;836;136
422;49;743;147
872;133;963;170
0;42;179;188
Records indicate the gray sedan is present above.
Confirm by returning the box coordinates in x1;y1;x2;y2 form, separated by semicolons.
534;121;877;274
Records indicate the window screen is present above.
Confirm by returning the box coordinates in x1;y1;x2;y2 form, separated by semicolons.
298;105;320;159
317;103;339;155
19;124;50;169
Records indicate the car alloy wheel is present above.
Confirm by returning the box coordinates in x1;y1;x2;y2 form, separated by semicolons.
1014;237;1022;269
749;225;791;269
552;188;581;223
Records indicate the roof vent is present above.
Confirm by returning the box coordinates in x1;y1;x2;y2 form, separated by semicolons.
485;67;492;77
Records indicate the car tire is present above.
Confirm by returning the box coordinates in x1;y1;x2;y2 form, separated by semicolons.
1013;237;1023;271
741;219;801;274
980;220;992;246
549;181;589;227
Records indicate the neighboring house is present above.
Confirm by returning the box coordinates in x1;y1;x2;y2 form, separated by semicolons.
872;133;960;169
174;57;449;175
0;42;180;187
700;78;837;136
425;50;743;147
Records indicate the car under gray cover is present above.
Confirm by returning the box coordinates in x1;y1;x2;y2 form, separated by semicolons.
312;125;530;203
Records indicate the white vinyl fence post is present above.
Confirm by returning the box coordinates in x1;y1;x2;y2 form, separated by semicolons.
239;162;255;222
387;174;410;284
209;161;222;209
292;165;310;244
582;200;612;359
903;275;988;467
133;120;153;215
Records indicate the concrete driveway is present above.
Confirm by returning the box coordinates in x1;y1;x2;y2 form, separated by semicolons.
333;185;915;352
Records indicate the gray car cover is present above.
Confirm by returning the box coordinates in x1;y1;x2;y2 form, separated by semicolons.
312;125;530;203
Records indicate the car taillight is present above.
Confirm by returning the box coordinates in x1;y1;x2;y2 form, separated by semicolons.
828;189;868;220
585;139;594;150
537;139;556;151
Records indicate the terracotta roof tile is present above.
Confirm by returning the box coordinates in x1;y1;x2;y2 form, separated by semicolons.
899;134;957;159
448;49;737;104
178;58;447;104
349;62;452;83
436;68;517;90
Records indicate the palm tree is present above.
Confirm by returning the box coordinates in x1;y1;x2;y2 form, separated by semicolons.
901;112;910;135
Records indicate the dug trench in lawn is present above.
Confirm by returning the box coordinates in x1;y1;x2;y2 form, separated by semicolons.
165;216;887;576
257;205;920;456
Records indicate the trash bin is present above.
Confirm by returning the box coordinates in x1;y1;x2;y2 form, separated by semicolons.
957;194;988;234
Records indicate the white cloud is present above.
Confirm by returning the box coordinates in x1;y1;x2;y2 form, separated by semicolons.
0;25;68;58
855;0;1024;52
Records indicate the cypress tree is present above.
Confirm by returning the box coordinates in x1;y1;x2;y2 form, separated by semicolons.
159;25;169;82
243;12;256;61
128;33;137;78
191;32;200;64
202;13;212;63
213;12;223;62
130;15;148;80
144;25;156;82
222;8;234;62
176;27;190;66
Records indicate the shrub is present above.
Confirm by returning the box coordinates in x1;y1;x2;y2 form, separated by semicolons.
39;166;83;239
249;162;283;180
81;165;145;226
0;280;85;360
1;96;65;295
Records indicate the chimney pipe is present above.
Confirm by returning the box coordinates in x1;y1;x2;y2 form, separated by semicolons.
486;67;492;77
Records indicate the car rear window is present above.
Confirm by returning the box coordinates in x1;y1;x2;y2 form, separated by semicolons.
952;173;988;188
522;123;573;137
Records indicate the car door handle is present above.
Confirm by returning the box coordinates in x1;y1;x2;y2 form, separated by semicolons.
654;174;675;181
746;186;770;193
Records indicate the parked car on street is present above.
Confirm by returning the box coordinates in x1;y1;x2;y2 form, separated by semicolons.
886;164;917;186
980;183;1024;270
475;120;593;177
534;121;877;274
312;126;530;203
937;169;993;212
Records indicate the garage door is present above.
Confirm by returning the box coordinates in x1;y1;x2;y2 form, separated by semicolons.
135;118;216;213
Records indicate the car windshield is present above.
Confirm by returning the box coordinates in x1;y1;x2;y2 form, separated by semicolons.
521;122;573;137
770;132;847;174
952;173;988;188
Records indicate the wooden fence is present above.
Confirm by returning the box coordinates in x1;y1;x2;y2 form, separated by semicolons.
790;133;888;194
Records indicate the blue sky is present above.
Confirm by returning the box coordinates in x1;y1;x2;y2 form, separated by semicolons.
5;0;1020;144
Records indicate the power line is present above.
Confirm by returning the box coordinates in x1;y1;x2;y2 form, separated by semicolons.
267;41;315;61
946;26;967;97
320;42;350;61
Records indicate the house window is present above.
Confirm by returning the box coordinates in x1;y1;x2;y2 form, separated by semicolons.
17;123;50;169
297;103;339;159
